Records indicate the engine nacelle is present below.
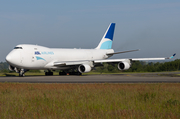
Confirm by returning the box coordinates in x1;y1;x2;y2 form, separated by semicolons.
78;64;92;73
118;62;131;70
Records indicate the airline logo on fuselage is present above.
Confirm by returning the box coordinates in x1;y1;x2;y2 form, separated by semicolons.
35;51;54;55
35;51;41;55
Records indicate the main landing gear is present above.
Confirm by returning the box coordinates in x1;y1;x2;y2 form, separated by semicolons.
59;71;67;75
45;71;53;76
44;70;82;76
59;71;82;76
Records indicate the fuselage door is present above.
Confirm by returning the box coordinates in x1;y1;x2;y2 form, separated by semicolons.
33;47;38;62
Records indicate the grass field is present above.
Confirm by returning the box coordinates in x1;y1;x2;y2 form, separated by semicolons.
0;83;179;119
1;71;180;77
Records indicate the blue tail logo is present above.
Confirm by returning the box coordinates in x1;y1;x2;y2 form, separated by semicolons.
105;23;115;41
96;23;115;49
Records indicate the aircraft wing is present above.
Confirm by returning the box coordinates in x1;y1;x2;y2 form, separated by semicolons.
54;61;92;66
94;53;176;63
132;53;176;61
53;53;176;66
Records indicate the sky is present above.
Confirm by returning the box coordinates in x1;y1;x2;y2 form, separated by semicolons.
0;0;180;61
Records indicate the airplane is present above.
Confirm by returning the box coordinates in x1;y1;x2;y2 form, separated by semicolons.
5;23;176;77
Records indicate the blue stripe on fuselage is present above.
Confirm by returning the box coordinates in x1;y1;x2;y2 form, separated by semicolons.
36;56;46;61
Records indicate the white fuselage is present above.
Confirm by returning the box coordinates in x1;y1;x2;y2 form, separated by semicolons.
6;44;114;70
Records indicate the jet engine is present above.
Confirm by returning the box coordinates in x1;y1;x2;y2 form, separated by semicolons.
118;62;131;70
78;64;92;73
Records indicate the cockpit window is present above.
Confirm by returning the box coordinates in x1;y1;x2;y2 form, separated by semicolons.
14;47;23;49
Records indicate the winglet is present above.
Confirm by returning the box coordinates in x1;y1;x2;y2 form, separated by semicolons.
166;53;176;59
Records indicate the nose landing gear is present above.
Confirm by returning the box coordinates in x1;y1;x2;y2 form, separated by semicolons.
19;69;29;77
19;71;25;77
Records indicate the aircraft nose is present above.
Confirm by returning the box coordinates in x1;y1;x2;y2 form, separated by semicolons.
6;51;21;65
6;54;12;63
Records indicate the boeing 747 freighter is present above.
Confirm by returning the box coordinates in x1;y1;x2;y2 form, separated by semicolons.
6;23;176;76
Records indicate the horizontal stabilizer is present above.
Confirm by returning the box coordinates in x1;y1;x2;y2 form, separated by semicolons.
107;49;140;55
166;53;176;59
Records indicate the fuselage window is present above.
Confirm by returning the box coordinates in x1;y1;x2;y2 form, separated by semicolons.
14;47;23;49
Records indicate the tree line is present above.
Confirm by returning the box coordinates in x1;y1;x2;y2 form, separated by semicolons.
95;59;180;73
0;62;8;72
0;59;180;73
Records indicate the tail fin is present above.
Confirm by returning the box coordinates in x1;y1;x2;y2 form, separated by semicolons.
96;23;115;49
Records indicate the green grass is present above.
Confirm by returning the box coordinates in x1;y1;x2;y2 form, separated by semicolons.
0;72;60;77
0;83;179;118
0;72;135;77
1;70;180;77
1;71;179;77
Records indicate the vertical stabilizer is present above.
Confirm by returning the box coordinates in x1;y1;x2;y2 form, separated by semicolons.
96;23;115;49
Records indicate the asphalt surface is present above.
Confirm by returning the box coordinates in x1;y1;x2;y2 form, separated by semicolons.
0;72;180;83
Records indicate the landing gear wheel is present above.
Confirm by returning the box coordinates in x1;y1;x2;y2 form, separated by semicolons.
45;72;53;76
19;70;25;77
19;74;25;77
77;72;82;76
69;71;82;75
59;71;67;75
59;70;82;76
